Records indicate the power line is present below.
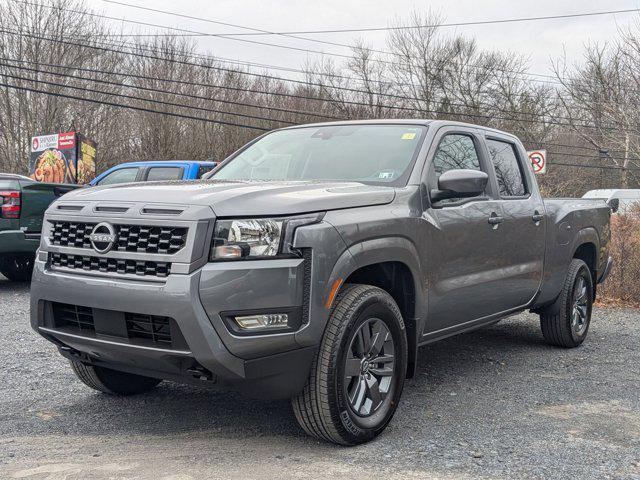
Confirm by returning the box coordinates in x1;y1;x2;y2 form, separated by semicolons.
83;32;573;103
19;0;640;104
545;149;639;162
7;1;576;101
16;0;569;88
135;6;638;36
0;70;293;126
1;29;619;132
0;81;269;131
90;2;640;102
4;78;635;168
6;57;632;161
2;74;636;166
102;0;400;63
99;0;581;85
5;67;638;164
547;160;640;171
98;0;639;89
0;54;575;126
0;58;342;121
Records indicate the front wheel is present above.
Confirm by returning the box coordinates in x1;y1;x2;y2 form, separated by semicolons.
292;284;408;445
70;361;162;395
540;258;594;348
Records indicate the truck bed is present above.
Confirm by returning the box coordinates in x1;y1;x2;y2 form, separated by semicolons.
535;197;612;307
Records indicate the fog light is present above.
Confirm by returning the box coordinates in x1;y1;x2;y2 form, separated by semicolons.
234;313;289;331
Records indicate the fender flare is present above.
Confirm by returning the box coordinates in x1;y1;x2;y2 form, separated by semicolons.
325;236;424;378
570;227;600;269
327;236;425;310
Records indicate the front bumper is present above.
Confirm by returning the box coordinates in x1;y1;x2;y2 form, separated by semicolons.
0;230;40;254
30;256;317;399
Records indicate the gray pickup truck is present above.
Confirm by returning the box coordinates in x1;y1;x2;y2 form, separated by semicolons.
31;120;613;445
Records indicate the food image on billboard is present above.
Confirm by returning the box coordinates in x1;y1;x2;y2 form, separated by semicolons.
77;135;97;184
29;131;97;184
30;149;69;183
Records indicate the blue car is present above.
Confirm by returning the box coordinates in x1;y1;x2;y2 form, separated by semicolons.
90;160;218;186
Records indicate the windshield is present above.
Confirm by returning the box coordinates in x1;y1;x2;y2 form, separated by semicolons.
210;124;427;186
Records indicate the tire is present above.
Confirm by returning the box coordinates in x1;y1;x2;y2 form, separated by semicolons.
0;253;34;282
70;361;162;395
292;284;408;445
540;259;594;348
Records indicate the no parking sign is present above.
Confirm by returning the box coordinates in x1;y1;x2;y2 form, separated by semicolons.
528;150;547;174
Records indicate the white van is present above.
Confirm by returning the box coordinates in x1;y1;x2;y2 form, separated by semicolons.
583;189;640;213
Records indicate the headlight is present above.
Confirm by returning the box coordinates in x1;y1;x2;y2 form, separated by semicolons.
210;213;323;260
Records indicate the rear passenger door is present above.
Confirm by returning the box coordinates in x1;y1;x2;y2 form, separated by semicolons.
483;135;545;307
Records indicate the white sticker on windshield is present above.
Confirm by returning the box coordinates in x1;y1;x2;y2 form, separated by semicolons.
378;171;395;179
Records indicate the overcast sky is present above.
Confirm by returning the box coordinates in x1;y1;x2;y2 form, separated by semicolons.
93;0;640;81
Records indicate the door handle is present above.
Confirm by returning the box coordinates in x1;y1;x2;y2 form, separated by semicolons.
488;213;503;227
532;211;544;223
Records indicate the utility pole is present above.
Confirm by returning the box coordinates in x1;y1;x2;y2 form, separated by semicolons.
622;132;630;189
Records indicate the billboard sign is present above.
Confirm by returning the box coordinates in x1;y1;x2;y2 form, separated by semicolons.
29;132;96;184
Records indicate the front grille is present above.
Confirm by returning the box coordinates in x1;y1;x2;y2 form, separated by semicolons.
51;222;93;248
50;221;188;254
50;252;171;278
125;312;172;346
52;302;95;331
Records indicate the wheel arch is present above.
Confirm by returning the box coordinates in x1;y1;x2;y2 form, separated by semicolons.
571;227;599;290
327;237;424;378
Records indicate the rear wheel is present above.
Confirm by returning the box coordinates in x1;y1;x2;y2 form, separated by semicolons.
0;254;34;282
292;284;408;445
540;259;593;348
70;361;162;395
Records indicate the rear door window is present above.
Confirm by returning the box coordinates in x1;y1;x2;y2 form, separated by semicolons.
146;167;183;181
97;168;139;186
486;139;527;197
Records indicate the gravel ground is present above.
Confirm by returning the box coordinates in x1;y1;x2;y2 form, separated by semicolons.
1;277;639;480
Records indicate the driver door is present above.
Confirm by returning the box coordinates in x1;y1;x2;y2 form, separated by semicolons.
421;127;509;337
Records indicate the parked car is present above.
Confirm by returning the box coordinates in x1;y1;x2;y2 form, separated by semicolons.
90;160;217;186
0;174;77;281
31;120;614;445
583;188;640;213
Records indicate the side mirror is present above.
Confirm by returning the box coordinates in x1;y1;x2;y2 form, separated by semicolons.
431;169;488;202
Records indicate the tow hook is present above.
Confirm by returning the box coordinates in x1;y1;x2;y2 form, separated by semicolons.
59;346;91;363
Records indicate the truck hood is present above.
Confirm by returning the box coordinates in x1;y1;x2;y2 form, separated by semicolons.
61;180;396;216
